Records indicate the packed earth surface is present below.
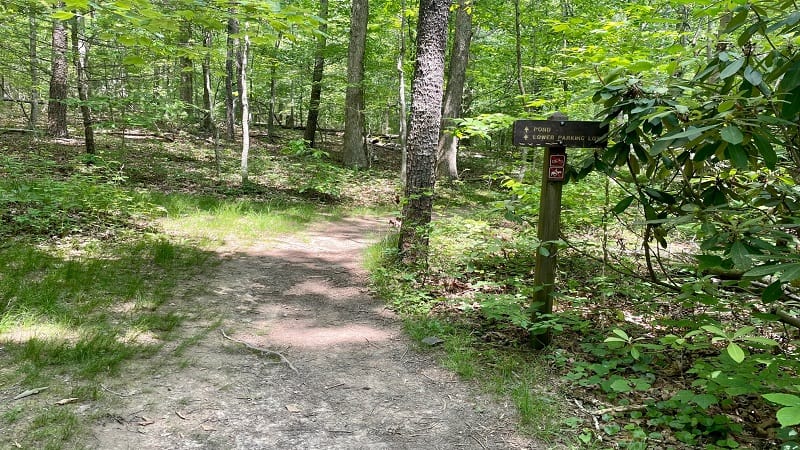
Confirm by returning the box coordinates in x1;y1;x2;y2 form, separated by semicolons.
89;216;538;449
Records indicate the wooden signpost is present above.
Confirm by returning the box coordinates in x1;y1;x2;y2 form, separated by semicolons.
512;112;608;348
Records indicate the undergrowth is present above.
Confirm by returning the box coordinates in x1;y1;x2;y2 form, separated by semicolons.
367;172;799;449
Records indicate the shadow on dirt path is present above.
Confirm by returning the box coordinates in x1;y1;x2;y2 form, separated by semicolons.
91;216;538;449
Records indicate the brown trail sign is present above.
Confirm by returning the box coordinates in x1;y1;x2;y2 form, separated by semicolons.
513;119;608;149
513;113;607;348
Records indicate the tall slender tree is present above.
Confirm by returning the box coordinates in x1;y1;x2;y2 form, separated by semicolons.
225;14;239;141
342;0;369;168
267;34;282;137
178;20;194;122
398;0;409;183
47;9;69;138
303;0;329;147
201;29;214;132
399;0;451;266
71;14;94;154
239;30;251;184
29;10;39;131
436;0;472;179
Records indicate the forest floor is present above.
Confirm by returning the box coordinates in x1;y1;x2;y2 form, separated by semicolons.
88;215;539;449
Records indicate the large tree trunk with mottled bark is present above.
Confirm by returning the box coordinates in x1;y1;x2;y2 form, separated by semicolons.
398;0;451;266
303;0;329;148
343;0;369;168
436;0;471;179
47;12;68;138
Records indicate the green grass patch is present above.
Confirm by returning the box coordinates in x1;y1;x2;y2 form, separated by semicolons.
153;192;326;244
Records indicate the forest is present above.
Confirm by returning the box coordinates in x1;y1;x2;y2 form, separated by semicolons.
1;0;799;448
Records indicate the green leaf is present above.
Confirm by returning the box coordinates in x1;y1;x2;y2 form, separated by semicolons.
612;328;630;340
753;133;777;169
764;393;800;408
720;58;745;79
744;263;789;278
778;60;800;93
693;394;718;409
52;11;76;20
744;66;763;86
643;188;676;204
64;0;89;8
777;407;800;427
610;379;632;393
726;144;749;169
733;326;755;339
122;55;146;66
763;280;783;303
612;196;635;214
742;336;779;347
729;241;752;270
720;125;743;144
701;325;727;338
781;264;800;283
724;8;749;33
726;342;745;363
658;124;718;141
782;87;800;120
630;346;640;360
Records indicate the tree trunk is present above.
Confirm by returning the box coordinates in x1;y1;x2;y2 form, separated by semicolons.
236;23;244;122
240;32;251;185
29;12;39;132
514;0;528;182
398;0;451;266
436;0;472;179
179;21;194;123
398;0;409;184
225;14;239;141
306;4;327;149
201;29;214;132
343;0;369;168
268;34;282;137
71;14;94;154
47;11;69;138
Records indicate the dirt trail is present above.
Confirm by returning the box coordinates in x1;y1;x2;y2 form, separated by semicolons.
91;216;538;449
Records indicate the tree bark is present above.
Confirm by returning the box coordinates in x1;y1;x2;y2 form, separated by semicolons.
71;14;94;154
225;14;239;141
240;32;251;185
47;10;69;138
303;0;328;148
343;0;369;168
436;0;472;179
201;29;214;132
179;21;194;123
399;0;451;266
267;34;282;137
29;12;39;132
